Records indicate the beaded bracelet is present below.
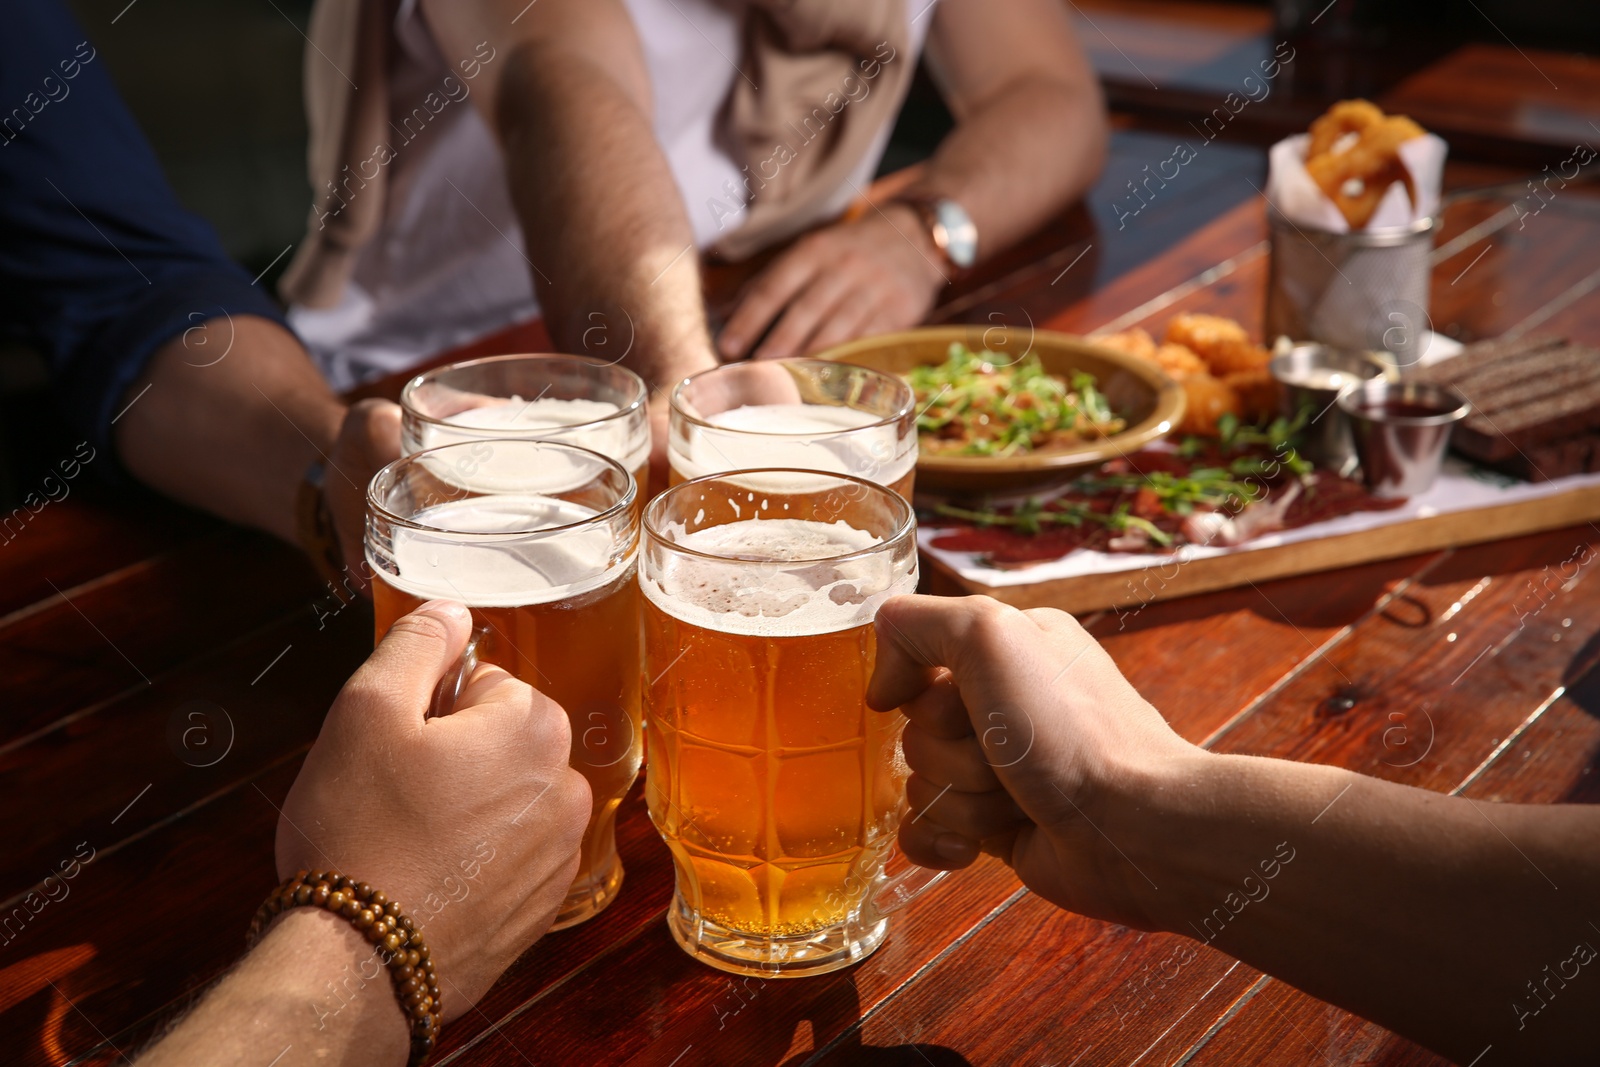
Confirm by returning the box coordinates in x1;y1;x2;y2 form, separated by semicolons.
247;870;442;1065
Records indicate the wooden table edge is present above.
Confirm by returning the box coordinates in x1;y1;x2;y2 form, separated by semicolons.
925;485;1600;613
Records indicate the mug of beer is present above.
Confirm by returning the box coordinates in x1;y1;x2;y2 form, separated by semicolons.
668;359;917;498
640;469;940;976
367;440;642;928
401;354;650;504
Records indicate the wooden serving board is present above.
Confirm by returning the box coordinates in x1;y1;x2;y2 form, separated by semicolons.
922;482;1600;614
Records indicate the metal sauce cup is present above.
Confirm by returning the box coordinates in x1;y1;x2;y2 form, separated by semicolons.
1337;380;1471;498
1269;344;1391;475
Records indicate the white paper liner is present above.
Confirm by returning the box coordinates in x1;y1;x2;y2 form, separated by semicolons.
922;460;1600;590
1266;132;1448;233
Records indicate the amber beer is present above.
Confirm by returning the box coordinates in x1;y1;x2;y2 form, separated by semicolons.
367;441;642;929
641;471;927;977
668;359;917;499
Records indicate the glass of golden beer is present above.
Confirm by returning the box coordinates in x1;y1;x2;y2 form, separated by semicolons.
401;354;650;504
668;360;917;498
640;468;941;976
367;439;642;929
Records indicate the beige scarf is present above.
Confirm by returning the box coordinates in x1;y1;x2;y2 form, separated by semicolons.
280;0;911;308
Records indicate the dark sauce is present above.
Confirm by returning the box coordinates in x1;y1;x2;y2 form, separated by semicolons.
1352;400;1456;420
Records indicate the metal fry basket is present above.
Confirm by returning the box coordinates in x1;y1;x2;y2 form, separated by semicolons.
1264;211;1435;371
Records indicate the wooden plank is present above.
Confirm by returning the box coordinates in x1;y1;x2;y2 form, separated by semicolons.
1180;980;1447;1067
925;483;1600;613
0;602;368;904
0;492;213;620
811;896;1263;1067
1091;552;1435;741
0;532;324;749
1381;44;1600;164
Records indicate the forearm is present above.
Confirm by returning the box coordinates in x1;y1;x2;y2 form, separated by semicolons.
115;315;345;543
495;45;716;389
139;908;408;1066
912;75;1106;258
1121;753;1600;1062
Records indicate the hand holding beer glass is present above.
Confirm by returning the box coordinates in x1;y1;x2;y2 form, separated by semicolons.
668;359;917;498
641;469;941;976
367;440;642;928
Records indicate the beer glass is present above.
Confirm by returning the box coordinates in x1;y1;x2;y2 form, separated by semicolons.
668;360;917;498
640;469;941;976
367;440;642;928
401;354;650;506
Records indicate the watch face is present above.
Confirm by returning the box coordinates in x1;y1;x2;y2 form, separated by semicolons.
933;199;978;269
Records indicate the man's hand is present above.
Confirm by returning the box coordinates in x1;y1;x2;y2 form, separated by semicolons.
867;594;1198;930
277;599;592;1020
717;205;949;362
324;399;404;592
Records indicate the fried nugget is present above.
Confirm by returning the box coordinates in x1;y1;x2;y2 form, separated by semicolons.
1163;314;1268;376
1153;343;1207;379
1222;369;1278;423
1093;328;1158;362
1176;373;1242;437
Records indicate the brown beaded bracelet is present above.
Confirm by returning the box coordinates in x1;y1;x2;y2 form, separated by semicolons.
247;870;442;1065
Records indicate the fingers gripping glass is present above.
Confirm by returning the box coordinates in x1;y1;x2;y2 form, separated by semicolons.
430;623;489;719
639;468;943;977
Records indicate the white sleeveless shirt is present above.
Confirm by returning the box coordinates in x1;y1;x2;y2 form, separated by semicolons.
291;0;935;390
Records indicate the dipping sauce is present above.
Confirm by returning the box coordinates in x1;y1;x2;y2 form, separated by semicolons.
1348;399;1459;421
1281;367;1358;391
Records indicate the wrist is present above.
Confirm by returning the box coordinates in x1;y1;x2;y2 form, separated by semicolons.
1109;750;1339;938
1096;743;1229;932
266;909;412;1056
878;201;942;267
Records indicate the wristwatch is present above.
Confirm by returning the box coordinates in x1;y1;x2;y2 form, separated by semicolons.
897;194;979;270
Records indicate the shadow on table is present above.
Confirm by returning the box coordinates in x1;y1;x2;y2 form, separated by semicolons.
711;968;974;1067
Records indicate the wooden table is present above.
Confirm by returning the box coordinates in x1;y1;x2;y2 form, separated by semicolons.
6;120;1600;1067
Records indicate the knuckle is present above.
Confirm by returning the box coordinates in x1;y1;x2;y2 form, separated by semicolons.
527;691;573;748
386;610;455;647
963;597;1019;644
335;676;386;715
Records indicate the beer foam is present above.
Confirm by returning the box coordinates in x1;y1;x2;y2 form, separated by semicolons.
709;403;880;435
671;403;915;486
641;518;915;636
417;397;648;476
378;495;628;607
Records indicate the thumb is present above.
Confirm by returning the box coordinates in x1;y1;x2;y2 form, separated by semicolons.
868;595;1022;713
345;599;473;724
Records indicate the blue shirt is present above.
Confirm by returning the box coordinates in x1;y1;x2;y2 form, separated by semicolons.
1;0;289;461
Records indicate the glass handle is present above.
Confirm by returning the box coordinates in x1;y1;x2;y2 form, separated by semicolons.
867;848;948;921
430;624;488;718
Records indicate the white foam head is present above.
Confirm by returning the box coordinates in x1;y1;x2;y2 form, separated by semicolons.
377;495;628;607
405;431;637;499
670;403;915;487
414;397;648;479
641;517;915;636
